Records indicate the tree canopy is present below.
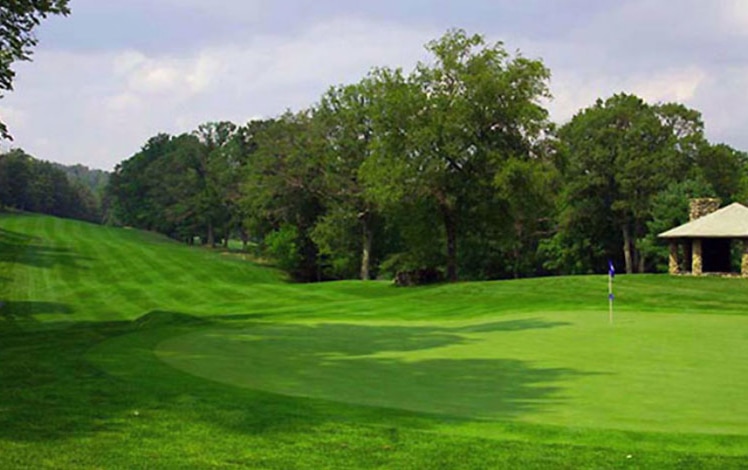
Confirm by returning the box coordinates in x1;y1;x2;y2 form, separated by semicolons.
92;29;748;282
0;149;100;222
361;30;553;281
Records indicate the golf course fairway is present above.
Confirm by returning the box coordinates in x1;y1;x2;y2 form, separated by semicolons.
5;213;748;468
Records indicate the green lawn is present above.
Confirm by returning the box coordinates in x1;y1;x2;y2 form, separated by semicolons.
3;212;748;468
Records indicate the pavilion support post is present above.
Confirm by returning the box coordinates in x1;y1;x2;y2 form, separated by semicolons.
668;241;680;275
742;239;748;278
692;239;703;276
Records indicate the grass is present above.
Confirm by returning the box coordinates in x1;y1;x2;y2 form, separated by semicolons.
155;312;748;435
3;212;748;468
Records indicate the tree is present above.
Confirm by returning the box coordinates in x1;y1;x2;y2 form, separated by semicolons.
193;121;241;247
556;94;706;274
0;0;71;139
148;133;206;239
362;29;552;281
106;123;256;246
0;148;32;209
241;113;327;281
0;148;100;221
694;143;748;203
493;155;559;277
52;162;110;204
107;133;174;230
311;79;383;280
107;133;205;237
638;178;715;272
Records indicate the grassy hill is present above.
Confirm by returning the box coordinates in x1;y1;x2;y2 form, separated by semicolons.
3;212;748;468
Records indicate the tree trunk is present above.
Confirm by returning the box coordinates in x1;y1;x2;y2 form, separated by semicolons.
622;225;633;274
634;220;645;273
207;222;215;248
637;251;645;273
441;204;458;282
512;221;523;279
360;214;373;281
240;228;249;251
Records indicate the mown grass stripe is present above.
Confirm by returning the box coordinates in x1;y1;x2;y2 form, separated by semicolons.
4;212;748;468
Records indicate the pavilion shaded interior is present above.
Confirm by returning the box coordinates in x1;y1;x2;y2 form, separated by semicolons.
701;239;732;273
669;238;742;275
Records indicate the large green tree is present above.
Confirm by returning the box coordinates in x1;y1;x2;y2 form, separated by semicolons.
107;134;173;230
193;121;243;247
695;143;748;203
107;133;203;238
556;94;705;274
311;79;384;280
0;0;71;139
362;29;552;281
241;113;327;281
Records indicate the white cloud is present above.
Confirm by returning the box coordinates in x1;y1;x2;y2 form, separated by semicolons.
155;0;265;20
0;105;29;129
3;2;748;172
112;50;147;77
547;66;708;126
120;53;220;96
1;16;436;169
104;92;141;112
633;67;707;103
690;65;748;144
720;0;748;33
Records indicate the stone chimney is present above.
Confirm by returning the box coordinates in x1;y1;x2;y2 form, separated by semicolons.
689;198;721;221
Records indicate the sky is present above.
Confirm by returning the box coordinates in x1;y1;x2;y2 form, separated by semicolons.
1;0;747;170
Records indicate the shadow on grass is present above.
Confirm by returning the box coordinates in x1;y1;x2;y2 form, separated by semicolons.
198;317;572;357
0;227;91;270
0;301;74;332
0;300;74;317
455;318;571;333
0;310;584;444
214;312;271;322
162;319;584;420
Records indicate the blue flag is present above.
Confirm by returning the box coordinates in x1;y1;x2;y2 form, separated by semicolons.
608;260;615;278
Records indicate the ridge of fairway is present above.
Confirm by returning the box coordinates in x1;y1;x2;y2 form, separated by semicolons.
4;212;748;328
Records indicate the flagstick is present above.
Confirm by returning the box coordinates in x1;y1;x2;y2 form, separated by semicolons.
608;274;613;325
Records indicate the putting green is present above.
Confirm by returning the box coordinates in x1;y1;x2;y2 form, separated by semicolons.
156;311;748;434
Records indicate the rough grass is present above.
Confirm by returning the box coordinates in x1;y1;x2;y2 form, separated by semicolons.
3;212;748;468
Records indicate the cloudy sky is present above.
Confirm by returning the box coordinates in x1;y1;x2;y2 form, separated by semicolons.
1;0;747;170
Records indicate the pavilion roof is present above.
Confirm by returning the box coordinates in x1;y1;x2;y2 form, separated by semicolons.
659;202;748;238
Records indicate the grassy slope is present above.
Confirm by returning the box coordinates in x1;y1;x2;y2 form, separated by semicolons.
2;213;748;468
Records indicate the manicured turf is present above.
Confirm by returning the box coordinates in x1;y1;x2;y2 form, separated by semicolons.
156;311;748;435
3;212;748;468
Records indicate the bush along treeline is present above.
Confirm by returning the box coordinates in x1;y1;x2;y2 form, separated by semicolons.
0;148;103;222
104;30;748;282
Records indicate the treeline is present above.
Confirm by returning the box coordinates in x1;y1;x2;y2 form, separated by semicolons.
51;162;109;198
105;30;748;281
0;149;103;222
